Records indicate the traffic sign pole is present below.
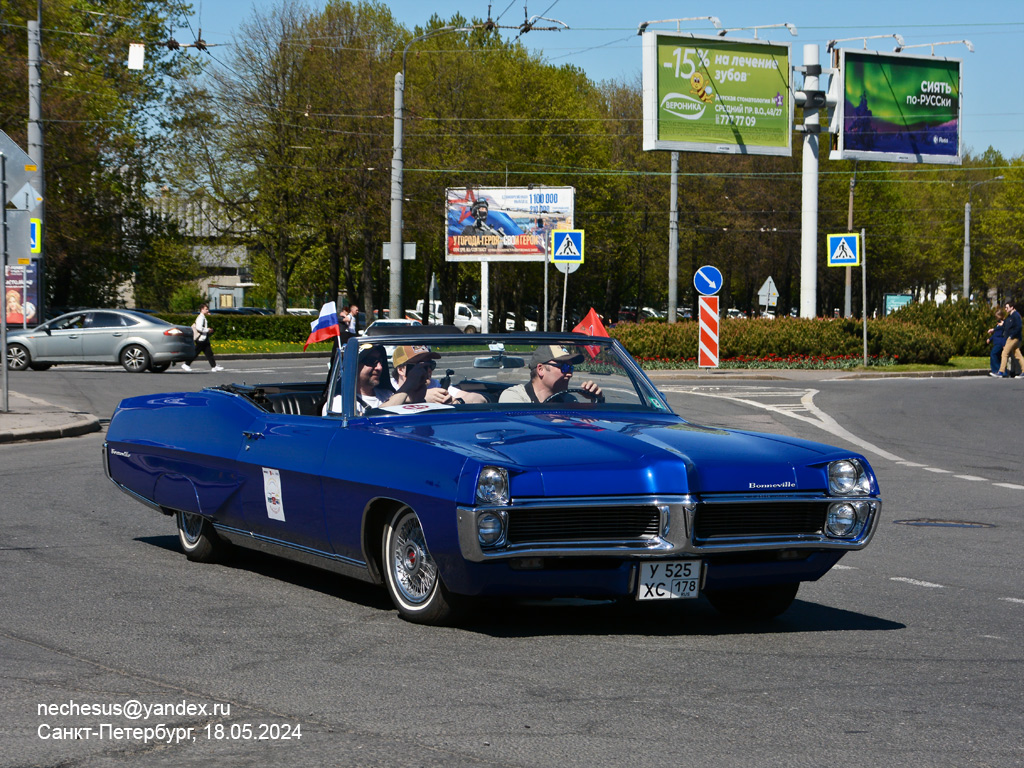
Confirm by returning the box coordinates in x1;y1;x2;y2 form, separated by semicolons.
2;153;9;412
698;296;719;368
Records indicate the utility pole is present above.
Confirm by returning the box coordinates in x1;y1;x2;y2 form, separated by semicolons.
845;160;857;317
798;44;820;319
964;176;1004;303
667;152;679;323
27;16;45;322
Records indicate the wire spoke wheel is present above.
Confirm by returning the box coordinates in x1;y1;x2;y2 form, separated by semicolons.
382;506;461;625
175;509;228;563
389;510;438;604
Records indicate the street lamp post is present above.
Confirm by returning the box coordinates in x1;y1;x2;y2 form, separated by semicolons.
389;25;473;320
964;176;1003;303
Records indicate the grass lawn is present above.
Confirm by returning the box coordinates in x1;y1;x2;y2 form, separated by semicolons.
850;356;988;373
218;339;320;355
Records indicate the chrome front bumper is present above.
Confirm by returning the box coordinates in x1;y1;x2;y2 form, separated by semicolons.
456;493;881;563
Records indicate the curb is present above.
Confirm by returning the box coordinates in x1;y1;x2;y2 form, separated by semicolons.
0;392;102;445
646;368;989;380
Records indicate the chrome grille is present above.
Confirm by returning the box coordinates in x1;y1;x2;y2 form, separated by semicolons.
694;501;827;540
505;506;661;545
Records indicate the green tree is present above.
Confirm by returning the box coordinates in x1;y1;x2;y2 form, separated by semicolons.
0;0;201;309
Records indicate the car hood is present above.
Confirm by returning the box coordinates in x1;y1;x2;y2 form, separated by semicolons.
377;412;843;496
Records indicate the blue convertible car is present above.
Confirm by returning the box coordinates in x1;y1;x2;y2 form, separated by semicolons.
104;331;881;625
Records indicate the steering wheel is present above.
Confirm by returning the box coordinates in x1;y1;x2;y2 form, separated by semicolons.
543;387;605;404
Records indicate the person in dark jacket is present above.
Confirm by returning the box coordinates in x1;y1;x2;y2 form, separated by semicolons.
997;301;1024;378
987;309;1007;376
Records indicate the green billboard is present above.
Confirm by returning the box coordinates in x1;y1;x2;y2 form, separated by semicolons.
831;49;962;165
642;33;792;155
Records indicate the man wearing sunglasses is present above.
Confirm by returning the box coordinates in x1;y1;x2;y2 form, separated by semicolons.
391;345;486;405
499;344;603;404
325;343;431;416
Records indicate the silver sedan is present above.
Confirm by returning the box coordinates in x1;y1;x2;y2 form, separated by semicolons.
6;309;195;373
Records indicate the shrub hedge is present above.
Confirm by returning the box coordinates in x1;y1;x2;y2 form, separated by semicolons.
608;316;957;365
886;299;997;357
158;313;314;342
159;305;979;366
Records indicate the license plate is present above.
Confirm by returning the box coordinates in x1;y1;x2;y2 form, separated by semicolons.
636;560;702;600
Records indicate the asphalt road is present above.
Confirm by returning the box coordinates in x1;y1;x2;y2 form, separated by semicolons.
1;361;1021;766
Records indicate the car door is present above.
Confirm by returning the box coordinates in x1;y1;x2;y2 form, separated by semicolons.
234;412;338;551
81;311;132;362
33;313;86;361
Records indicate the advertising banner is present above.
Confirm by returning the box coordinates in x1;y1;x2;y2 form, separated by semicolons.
831;49;962;165
446;187;574;263
5;262;40;326
642;33;792;155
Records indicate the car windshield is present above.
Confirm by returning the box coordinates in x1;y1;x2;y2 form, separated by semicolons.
329;334;671;417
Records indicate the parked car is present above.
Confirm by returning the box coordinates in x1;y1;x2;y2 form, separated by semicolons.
103;331;882;625
415;300;482;332
506;313;537;332
364;318;422;335
210;307;268;315
7;309;194;373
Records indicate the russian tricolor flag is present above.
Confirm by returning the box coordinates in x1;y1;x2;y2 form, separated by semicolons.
303;302;341;350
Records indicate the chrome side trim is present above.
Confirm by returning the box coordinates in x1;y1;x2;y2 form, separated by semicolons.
212;524;376;584
456;493;881;562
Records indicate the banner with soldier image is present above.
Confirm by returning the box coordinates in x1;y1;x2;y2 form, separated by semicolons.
446;187;575;262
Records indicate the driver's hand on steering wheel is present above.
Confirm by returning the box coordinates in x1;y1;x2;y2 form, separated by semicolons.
580;380;603;399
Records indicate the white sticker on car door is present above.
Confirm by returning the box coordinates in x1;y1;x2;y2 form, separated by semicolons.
263;467;285;521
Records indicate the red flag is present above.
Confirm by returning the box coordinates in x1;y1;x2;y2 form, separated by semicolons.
573;308;609;338
573;308;608;358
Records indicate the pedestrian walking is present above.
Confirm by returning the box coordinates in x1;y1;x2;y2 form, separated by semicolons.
181;303;224;372
997;301;1024;378
987;309;1007;376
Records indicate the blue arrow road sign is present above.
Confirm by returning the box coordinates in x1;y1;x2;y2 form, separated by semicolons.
29;218;41;253
694;265;722;296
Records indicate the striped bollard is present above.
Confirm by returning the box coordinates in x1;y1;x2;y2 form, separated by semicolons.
698;296;719;368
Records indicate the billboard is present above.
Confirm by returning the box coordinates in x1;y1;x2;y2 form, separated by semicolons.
446;187;574;262
831;49;962;165
5;262;40;326
642;33;793;156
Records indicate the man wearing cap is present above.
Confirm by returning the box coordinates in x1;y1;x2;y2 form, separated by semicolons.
498;344;603;404
391;345;487;405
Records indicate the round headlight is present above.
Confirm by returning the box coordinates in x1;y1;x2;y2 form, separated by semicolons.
476;466;509;505
477;512;505;546
828;460;859;495
827;502;858;536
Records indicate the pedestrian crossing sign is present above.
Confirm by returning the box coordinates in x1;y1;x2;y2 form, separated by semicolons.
551;230;584;263
827;233;860;267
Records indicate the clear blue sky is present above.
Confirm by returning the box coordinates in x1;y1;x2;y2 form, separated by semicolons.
186;0;1023;158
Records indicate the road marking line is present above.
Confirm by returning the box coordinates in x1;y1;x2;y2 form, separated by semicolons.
832;564;857;570
664;386;1023;495
891;577;943;588
999;597;1024;605
666;386;904;462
